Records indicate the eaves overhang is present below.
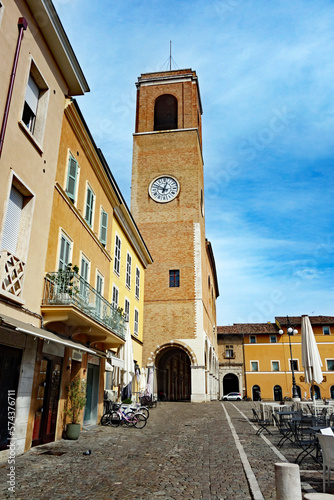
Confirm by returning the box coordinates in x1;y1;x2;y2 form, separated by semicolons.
25;0;89;95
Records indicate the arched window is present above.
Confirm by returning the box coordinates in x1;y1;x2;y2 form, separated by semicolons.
154;94;177;131
310;385;321;400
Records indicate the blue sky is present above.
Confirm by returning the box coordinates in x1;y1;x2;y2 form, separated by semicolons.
54;0;334;326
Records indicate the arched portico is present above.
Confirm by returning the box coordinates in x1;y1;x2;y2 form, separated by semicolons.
223;373;239;396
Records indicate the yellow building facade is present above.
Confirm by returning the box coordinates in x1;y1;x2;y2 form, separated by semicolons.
28;99;152;447
219;316;334;401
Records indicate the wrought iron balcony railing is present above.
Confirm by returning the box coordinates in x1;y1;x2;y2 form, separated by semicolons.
42;272;126;340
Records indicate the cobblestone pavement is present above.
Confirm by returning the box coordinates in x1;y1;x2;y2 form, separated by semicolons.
0;401;330;499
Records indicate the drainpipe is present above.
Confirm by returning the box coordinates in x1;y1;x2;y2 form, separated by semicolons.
0;17;28;158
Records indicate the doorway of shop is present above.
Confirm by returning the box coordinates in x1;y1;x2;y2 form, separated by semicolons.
83;363;100;425
32;355;62;446
0;345;22;450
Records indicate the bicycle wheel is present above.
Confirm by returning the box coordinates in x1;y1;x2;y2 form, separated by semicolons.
110;411;121;427
133;412;147;429
124;410;135;427
138;406;149;419
101;413;111;426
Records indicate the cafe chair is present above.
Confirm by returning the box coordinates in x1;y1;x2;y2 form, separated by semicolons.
317;434;334;492
272;413;294;447
252;408;272;436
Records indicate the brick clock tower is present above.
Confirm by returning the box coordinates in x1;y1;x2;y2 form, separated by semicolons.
131;69;219;402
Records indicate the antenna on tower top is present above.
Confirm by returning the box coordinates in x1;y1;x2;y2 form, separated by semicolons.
160;41;179;71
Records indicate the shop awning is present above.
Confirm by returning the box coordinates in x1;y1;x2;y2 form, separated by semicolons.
0;313;95;354
106;351;124;368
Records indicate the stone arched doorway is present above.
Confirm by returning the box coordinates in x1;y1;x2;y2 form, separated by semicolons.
156;347;191;401
252;385;261;401
223;373;239;396
274;385;282;401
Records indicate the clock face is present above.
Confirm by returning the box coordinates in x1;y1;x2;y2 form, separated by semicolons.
149;175;180;203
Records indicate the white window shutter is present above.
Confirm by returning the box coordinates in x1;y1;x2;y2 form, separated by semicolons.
1;187;24;254
25;75;39;114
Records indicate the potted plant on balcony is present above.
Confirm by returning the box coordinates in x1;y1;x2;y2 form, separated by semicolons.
47;264;79;304
64;376;86;440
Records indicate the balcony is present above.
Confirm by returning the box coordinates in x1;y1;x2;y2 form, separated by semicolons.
41;272;126;347
0;250;25;304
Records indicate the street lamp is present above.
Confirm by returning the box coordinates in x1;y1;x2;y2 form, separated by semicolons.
279;316;299;400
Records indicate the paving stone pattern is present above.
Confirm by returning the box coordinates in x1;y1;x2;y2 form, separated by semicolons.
0;402;330;499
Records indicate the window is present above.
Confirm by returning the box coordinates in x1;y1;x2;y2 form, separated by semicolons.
124;298;130;322
135;267;140;299
126;253;132;288
114;235;121;275
323;326;331;335
66;154;79;204
58;233;71;271
99;209;108;247
96;272;103;296
21;61;49;145
225;345;234;358
85;184;95;227
134;309;139;336
0;176;35;302
0;3;4;27
112;285;119;309
22;74;39;134
270;335;277;343
250;335;256;344
1;186;23;255
154;94;178;131
80;255;90;298
290;359;299;371
272;361;280;372
251;361;259;372
169;269;180;287
327;360;334;371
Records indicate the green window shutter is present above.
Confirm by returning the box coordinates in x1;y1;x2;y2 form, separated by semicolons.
100;210;108;246
66;156;78;203
85;186;94;226
59;235;70;270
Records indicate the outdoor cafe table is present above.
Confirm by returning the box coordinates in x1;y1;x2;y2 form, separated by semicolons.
260;403;286;424
297;401;334;415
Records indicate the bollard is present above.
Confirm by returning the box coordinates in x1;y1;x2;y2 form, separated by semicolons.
275;463;302;500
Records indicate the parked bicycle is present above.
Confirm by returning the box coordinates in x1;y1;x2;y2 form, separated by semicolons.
123;402;149;419
101;403;147;429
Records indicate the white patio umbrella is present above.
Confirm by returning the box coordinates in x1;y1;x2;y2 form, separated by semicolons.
117;322;135;395
145;367;154;397
301;314;323;402
139;368;147;393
